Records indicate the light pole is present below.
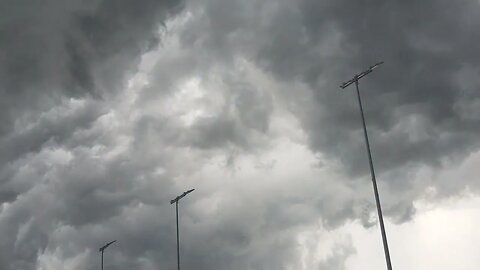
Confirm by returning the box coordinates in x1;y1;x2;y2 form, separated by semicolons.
99;240;116;270
340;61;393;270
171;189;195;270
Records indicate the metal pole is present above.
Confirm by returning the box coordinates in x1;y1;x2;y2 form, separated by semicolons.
355;80;393;270
170;189;194;270
99;240;116;270
176;201;180;270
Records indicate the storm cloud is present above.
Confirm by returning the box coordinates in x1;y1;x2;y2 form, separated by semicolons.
1;0;480;269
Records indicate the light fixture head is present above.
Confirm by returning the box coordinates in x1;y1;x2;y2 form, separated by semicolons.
99;240;117;252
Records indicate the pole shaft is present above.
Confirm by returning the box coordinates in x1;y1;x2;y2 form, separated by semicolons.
355;80;393;270
176;201;180;270
101;251;104;270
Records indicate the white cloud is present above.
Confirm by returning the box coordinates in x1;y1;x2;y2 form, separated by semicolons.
346;187;480;270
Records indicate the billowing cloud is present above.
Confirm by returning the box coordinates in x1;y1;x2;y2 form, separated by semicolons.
1;0;480;269
176;0;480;175
161;0;480;224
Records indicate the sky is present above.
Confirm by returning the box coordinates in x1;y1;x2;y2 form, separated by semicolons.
1;0;480;269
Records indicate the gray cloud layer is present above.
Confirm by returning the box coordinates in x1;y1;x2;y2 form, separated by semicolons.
1;0;184;269
1;0;480;269
169;0;480;220
180;0;480;175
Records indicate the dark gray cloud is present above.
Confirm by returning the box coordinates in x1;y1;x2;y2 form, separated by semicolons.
182;0;480;176
0;0;185;269
171;0;480;208
295;0;480;176
0;0;183;134
131;0;480;267
1;0;480;269
0;0;185;188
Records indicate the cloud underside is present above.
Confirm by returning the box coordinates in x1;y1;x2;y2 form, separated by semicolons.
1;0;480;269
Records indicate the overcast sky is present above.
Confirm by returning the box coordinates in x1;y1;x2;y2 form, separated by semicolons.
1;0;480;269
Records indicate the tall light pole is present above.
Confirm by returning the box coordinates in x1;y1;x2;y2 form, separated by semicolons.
340;61;393;270
99;240;116;270
171;189;195;270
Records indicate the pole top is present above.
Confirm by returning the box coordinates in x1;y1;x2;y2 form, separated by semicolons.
171;189;195;204
340;61;384;89
99;240;117;252
370;61;384;70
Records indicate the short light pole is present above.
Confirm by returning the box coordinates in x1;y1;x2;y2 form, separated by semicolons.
99;240;116;270
171;189;195;270
340;61;393;270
